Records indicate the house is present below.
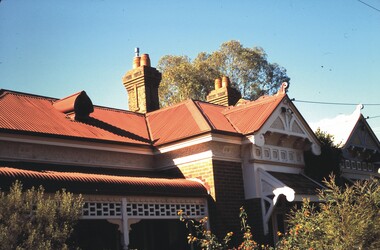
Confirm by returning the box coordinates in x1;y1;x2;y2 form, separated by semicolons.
311;104;380;182
0;50;324;249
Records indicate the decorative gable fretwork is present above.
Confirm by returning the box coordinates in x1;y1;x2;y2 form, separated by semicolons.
248;98;321;156
347;119;378;149
270;112;305;136
340;159;375;173
251;145;304;165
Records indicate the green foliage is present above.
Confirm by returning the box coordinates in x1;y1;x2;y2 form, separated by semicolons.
0;181;84;250
179;207;272;250
314;128;340;148
305;128;341;182
277;176;380;250
158;40;289;107
180;177;380;249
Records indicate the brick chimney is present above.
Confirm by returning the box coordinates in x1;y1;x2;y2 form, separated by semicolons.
206;76;241;106
122;48;161;113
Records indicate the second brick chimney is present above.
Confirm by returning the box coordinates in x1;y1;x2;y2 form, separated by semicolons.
122;48;161;113
206;76;241;106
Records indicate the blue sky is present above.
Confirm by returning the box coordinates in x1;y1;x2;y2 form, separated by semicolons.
1;0;380;139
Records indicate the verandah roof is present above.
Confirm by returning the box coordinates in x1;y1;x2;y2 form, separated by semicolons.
0;166;208;197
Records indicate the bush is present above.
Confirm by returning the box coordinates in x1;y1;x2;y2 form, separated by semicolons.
277;176;380;250
180;176;380;249
0;181;84;250
179;207;272;250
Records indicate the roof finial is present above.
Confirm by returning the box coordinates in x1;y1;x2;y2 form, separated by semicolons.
276;82;289;96
135;47;140;57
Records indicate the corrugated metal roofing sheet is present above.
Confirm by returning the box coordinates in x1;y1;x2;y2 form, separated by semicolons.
224;94;285;135
0;91;150;145
0;89;288;145
0;167;208;196
195;101;237;133
146;100;211;145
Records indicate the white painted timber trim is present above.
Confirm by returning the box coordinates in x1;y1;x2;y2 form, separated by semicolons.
173;150;213;165
155;133;241;154
156;150;242;170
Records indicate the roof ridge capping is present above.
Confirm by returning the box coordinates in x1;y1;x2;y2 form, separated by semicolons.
222;82;290;115
0;88;58;101
53;91;94;120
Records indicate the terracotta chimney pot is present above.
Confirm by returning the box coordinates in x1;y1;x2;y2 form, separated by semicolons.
214;78;222;90
133;56;141;69
140;54;151;67
222;76;230;87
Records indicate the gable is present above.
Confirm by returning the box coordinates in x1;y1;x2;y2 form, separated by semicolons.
269;112;306;136
263;98;316;142
345;116;380;151
250;96;321;156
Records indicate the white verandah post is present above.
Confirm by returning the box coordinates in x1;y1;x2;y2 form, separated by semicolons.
121;198;129;250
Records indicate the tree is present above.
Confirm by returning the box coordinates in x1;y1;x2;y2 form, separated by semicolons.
304;128;341;183
0;181;84;250
157;40;290;107
277;176;380;250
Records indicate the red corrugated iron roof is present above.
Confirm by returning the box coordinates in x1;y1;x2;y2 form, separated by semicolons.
0;89;287;145
0;91;150;145
195;101;237;133
223;94;285;135
0;167;208;196
146;99;212;145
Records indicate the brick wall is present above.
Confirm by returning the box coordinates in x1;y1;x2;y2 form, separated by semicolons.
212;160;245;241
161;158;246;244
176;158;215;198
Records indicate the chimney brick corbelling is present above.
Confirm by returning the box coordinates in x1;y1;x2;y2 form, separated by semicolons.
206;86;241;107
122;58;162;113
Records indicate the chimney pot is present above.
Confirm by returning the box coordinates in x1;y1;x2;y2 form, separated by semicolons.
140;54;151;67
133;56;141;69
123;52;161;113
214;78;222;90
222;76;230;87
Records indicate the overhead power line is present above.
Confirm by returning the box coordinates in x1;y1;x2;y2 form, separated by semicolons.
358;0;380;13
291;99;380;106
366;115;380;120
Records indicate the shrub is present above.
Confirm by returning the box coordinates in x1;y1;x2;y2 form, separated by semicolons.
180;176;380;249
277;176;380;250
179;207;272;250
0;181;84;250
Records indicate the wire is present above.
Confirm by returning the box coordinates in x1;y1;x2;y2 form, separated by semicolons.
291;99;380;106
357;0;380;13
366;115;380;120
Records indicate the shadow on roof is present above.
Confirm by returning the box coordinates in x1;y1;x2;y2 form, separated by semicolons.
78;116;152;144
